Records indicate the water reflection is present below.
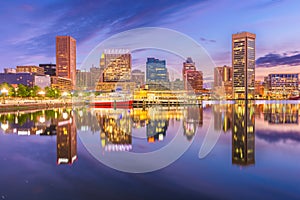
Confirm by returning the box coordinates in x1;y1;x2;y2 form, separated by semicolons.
232;102;255;166
0;102;299;167
0;109;77;165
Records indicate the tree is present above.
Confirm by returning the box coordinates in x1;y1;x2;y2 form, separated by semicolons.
17;84;30;97
45;87;61;98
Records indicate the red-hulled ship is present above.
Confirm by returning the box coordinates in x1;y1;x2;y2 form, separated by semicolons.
90;93;133;108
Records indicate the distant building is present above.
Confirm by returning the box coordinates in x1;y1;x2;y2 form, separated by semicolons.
146;58;168;82
214;65;232;97
4;68;16;74
39;64;56;76
170;78;184;90
56;36;76;89
0;73;34;87
34;75;51;89
76;70;92;90
131;69;145;87
90;66;101;89
182;57;203;93
265;73;299;95
214;65;232;87
16;65;44;75
232;32;256;99
51;76;72;91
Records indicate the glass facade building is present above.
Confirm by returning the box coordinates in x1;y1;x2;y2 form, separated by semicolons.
146;58;168;82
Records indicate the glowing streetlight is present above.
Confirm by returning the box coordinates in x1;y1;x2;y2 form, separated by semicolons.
1;88;8;104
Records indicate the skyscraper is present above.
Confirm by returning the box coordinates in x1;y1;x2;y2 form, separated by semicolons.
146;58;168;82
56;36;76;89
182;57;203;93
232;32;256;99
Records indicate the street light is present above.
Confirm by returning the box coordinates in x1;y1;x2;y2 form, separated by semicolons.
1;88;8;104
38;90;45;102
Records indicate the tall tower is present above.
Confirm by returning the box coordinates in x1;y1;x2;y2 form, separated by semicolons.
56;36;76;89
183;57;203;93
232;32;256;99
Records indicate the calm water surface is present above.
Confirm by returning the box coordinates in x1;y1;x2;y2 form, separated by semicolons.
0;101;299;200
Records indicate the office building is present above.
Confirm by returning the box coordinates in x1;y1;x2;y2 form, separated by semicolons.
146;58;168;82
232;32;256;99
131;69;145;87
101;49;131;82
265;73;299;96
39;64;56;76
182;58;203;93
16;65;44;75
56;36;76;89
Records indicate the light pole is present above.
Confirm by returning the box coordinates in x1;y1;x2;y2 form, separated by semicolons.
1;88;8;104
38;90;45;103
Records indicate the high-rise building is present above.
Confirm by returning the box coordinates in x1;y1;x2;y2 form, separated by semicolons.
232;32;256;99
182;57;203;93
232;103;255;166
39;64;56;76
131;69;145;87
56;36;76;89
101;49;131;82
146;58;168;82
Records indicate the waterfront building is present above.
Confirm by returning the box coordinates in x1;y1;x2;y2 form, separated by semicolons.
39;64;56;76
170;78;184;91
16;65;44;75
265;73;299;97
56;36;76;89
232;32;256;99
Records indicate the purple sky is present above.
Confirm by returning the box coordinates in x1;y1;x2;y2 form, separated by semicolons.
1;0;300;80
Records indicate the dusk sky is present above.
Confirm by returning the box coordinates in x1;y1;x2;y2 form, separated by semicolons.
1;0;300;80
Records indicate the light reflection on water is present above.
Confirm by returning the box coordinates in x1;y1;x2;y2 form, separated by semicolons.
0;102;299;199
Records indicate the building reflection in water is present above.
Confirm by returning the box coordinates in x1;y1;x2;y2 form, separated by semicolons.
263;104;298;124
56;110;77;165
0;109;78;165
95;109;132;152
147;108;169;143
183;106;203;141
232;102;255;166
213;104;232;134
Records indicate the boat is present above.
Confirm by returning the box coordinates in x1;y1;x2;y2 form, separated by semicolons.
90;93;133;108
288;96;300;100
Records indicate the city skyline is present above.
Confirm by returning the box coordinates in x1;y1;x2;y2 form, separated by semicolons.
1;1;300;81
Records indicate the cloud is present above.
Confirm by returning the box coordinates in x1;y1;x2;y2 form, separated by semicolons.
256;52;300;67
0;0;208;65
199;37;216;43
256;130;300;143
